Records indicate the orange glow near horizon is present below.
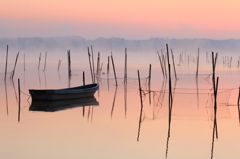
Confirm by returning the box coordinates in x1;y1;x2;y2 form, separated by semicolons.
1;0;240;39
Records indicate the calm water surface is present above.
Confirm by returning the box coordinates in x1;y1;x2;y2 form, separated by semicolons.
0;50;240;159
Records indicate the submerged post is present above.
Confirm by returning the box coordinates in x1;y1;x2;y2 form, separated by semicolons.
158;51;165;77
124;48;127;85
196;48;199;78
88;47;94;83
137;70;144;141
91;46;95;83
111;53;118;86
148;64;151;105
38;52;41;71
43;52;47;71
67;50;71;77
57;59;61;71
83;71;85;85
12;52;19;79
24;53;26;71
171;49;177;80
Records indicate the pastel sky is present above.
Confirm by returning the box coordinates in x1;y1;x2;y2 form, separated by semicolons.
1;0;240;39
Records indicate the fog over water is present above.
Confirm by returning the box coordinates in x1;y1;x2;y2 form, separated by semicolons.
0;37;240;54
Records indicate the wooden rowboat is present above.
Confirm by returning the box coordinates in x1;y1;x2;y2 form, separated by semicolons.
29;83;99;101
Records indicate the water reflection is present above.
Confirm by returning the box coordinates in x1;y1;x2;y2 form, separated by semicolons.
4;80;9;115
110;86;118;118
29;96;99;112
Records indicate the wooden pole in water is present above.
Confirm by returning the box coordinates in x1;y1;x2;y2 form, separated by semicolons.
96;52;100;77
196;48;199;78
158;51;165;77
171;49;177;80
57;59;61;71
12;52;19;79
148;64;152;105
83;71;85;85
107;56;110;75
124;48;127;84
18;78;21;122
4;45;8;81
38;52;41;71
91;46;95;83
43;52;47;71
137;70;144;141
24;53;26;71
67;50;71;77
238;87;240;107
88;47;94;83
111;53;118;86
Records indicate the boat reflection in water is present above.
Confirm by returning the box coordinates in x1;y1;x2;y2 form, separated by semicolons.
29;96;99;112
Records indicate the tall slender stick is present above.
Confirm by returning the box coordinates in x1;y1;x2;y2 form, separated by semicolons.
91;46;95;83
137;70;144;141
43;52;47;71
124;48;127;84
171;49;177;80
24;53;26;71
148;64;151;105
111;53;118;86
4;45;8;81
88;47;94;83
38;52;41;71
196;48;199;78
158;51;165;77
57;59;61;71
67;50;71;77
238;87;240;124
11;52;19;79
83;71;85;85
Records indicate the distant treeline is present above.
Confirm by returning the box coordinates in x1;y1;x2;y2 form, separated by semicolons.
0;36;240;53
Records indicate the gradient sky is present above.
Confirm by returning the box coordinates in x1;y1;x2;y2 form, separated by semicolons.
1;0;240;39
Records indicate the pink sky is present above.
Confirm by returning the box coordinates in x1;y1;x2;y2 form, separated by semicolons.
1;0;240;39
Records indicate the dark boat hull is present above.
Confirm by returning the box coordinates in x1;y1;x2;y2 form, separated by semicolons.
29;83;99;101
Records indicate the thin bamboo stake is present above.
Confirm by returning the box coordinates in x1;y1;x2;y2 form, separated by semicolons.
4;45;8;81
157;51;165;77
196;48;199;78
67;50;71;77
11;52;19;79
107;56;110;75
43;52;47;71
83;71;85;85
171;49;177;80
91;46;95;83
148;64;151;105
124;48;127;84
238;87;240;124
57;59;61;71
137;70;144;141
38;52;41;71
111;53;118;86
24;53;26;71
88;47;94;83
